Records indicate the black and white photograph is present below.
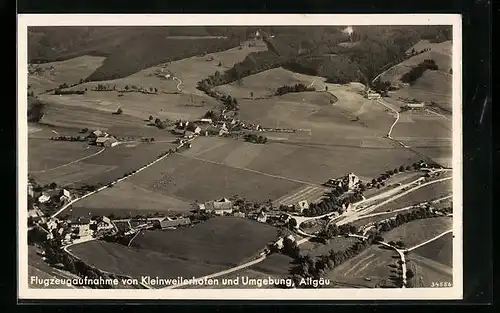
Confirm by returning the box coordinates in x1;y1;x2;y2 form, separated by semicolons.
18;14;462;300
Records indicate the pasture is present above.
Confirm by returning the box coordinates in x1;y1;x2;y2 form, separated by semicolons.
381;217;453;248
28;55;106;93
326;245;401;288
130;217;278;267
392;111;452;139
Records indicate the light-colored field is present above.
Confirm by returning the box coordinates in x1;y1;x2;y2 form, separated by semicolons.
392;111;452;139
28;139;102;172
72;180;193;214
381;40;453;111
370;179;453;214
28;55;106;92
215;67;326;99
275;185;330;206
39;91;218;124
326;245;401;288
382;217;453;248
30;162;117;187
124;152;303;203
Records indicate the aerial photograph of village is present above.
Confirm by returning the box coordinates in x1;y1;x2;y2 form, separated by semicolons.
25;25;454;291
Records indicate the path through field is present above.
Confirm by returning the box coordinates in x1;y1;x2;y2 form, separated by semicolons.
30;147;106;174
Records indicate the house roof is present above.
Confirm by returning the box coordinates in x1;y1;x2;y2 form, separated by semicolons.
69;217;90;225
160;217;191;228
96;137;109;143
92;130;103;136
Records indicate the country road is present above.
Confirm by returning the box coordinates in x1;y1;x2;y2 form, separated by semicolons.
376;98;400;138
30;147;106;174
403;229;453;253
173;77;183;92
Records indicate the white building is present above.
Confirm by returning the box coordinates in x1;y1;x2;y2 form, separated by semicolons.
59;189;71;202
38;194;50;204
297;200;309;213
348;173;360;190
257;211;267;223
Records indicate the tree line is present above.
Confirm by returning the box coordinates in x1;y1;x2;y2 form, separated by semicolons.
243;133;268;144
275;83;316;96
400;59;439;85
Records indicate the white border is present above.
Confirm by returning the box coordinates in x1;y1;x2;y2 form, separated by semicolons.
17;14;463;300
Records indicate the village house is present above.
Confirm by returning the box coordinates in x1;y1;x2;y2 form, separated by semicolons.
199;118;213;124
297;200;309;213
28;183;34;198
38;193;51;204
257;211;267;223
347;173;360;190
46;219;58;231
201;198;234;215
96;216;114;231
69;217;92;238
184;131;196;139
365;89;381;100
219;123;229;136
160;217;191;229
405;102;425;109
59;189;71;202
233;211;246;218
96;136;119;147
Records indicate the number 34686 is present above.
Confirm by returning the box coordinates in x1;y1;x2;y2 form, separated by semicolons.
431;282;452;287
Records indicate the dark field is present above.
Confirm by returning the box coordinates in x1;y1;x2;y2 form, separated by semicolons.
130;217;279;267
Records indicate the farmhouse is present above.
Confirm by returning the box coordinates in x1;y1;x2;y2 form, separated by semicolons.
59;189;71;202
186;124;202;134
365;89;381;100
233;212;246;218
96;136;119;147
347;172;360;190
89;130;104;138
69;217;92;237
297;200;309;213
405;102;425;109
160;217;191;229
96;216;114;231
257;211;267;223
201;198;234;215
38;193;50;204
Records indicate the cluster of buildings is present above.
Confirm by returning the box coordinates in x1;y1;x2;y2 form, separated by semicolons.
324;173;360;190
36;215;115;244
88;130;119;147
365;88;381;100
198;198;234;216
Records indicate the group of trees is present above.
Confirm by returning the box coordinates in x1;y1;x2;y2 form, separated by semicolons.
50;135;88;142
54;89;86;95
275;83;316;96
28;97;45;123
244;133;268;144
368;162;427;189
400;59;439;84
376;206;446;233
317;223;358;239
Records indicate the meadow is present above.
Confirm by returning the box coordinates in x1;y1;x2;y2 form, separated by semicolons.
381;217;453;248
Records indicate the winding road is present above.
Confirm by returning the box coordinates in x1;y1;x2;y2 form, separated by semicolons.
173;77;183;92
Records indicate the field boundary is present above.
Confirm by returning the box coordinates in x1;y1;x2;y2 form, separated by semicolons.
30;147;106;174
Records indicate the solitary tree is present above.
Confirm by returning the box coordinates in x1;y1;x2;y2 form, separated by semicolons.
116;107;123;115
250;91;254;99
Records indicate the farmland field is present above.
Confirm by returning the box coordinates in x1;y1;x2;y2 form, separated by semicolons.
39;91;219;126
124;152;303;203
32;140;176;191
326;245;401;288
301;236;360;258
382;217;453;248
369;179;453;214
28;55;106;93
28;139;102;172
68;240;225;286
411;232;453;267
130;217;278;266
